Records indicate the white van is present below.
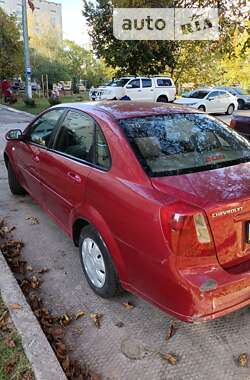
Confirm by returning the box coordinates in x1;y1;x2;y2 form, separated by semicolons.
95;76;176;102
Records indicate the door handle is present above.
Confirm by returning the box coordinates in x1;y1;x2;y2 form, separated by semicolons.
67;172;82;183
138;90;142;92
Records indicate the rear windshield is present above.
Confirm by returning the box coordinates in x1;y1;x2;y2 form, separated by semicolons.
119;114;250;176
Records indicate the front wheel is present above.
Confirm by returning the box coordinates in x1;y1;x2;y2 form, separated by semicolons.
7;162;26;195
198;105;206;112
226;104;235;115
79;225;120;298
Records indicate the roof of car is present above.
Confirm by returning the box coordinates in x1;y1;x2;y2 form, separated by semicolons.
54;101;201;120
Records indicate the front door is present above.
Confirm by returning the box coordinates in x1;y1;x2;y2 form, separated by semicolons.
38;110;96;231
14;108;65;203
125;79;142;100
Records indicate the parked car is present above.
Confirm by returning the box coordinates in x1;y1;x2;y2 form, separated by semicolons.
215;86;250;110
5;101;250;322
230;114;250;139
89;80;114;101
96;76;176;103
175;88;238;114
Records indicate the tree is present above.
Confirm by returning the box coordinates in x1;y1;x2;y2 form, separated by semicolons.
0;8;23;80
62;40;115;87
83;0;176;75
83;0;249;86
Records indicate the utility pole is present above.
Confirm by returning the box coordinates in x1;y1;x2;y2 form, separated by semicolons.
22;0;32;99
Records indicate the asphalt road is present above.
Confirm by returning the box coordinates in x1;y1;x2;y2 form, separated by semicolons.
1;105;250;380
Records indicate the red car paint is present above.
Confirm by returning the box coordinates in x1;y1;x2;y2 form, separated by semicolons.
4;101;250;322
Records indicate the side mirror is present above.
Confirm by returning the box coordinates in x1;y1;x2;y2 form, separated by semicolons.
5;129;23;141
126;84;132;89
208;97;214;101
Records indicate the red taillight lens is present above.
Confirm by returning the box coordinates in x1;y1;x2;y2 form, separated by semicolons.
161;203;215;257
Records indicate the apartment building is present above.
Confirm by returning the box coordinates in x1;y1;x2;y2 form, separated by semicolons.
0;0;63;41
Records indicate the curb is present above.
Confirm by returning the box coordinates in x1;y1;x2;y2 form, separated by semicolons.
0;104;33;118
0;253;67;380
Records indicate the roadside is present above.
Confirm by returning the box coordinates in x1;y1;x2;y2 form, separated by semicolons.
0;93;89;115
1;106;250;379
0;294;34;380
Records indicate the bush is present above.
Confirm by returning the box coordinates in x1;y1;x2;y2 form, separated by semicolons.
23;97;36;107
48;97;61;106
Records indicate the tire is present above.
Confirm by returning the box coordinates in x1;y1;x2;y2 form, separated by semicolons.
237;99;245;110
79;225;120;298
156;95;168;103
198;105;206;112
7;162;26;195
226;104;235;115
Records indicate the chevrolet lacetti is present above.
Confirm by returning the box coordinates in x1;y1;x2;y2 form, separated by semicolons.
4;101;250;322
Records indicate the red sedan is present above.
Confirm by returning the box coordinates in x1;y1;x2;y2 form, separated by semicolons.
4;101;250;322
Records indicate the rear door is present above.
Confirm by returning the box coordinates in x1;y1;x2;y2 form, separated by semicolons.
14;108;65;203
141;78;154;101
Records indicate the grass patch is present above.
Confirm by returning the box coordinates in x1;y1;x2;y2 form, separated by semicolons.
0;295;34;380
1;93;89;115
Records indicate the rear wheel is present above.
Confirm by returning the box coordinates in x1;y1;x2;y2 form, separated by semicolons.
156;95;168;103
226;104;235;115
79;225;120;298
198;105;206;112
7;162;26;195
237;99;245;110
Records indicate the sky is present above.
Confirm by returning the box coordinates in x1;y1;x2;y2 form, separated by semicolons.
57;0;91;47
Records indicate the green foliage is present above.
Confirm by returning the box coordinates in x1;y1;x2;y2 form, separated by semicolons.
83;0;249;86
0;8;23;80
83;0;176;75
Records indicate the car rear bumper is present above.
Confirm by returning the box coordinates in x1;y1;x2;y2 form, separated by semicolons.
178;263;250;322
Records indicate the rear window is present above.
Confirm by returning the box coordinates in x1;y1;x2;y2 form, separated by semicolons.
119;114;250;176
156;79;172;87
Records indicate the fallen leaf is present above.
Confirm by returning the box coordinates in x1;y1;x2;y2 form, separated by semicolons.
166;321;175;340
75;310;85;320
21;370;33;380
30;276;40;289
122;302;134;310
4;337;16;348
26;216;40;225
90;313;103;328
4;356;17;374
9;303;22;310
115;321;124;328
60;313;72;326
161;352;178;365
36;267;49;274
238;353;248;367
90;373;102;380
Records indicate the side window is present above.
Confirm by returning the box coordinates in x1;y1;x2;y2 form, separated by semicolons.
96;127;111;169
209;91;220;98
220;91;230;97
54;111;95;162
127;79;140;89
142;79;152;88
157;78;172;87
28;109;64;147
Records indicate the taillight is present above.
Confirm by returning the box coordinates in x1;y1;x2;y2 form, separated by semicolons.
194;213;211;243
161;203;215;257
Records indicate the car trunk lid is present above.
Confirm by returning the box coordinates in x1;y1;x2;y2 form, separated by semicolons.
151;162;250;268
